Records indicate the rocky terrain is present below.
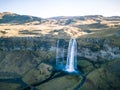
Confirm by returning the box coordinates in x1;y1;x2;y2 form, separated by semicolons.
0;12;120;90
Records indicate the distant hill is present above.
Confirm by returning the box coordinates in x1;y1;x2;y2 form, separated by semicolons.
0;12;43;24
0;12;120;38
50;15;120;20
49;15;103;25
50;15;103;20
0;12;120;25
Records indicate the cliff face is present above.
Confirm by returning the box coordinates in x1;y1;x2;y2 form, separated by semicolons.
0;37;120;62
77;38;120;61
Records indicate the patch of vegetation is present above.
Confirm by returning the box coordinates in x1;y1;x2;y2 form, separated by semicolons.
4;28;10;30
23;63;53;85
87;23;108;28
0;82;20;90
77;59;94;75
80;27;120;38
81;59;120;90
0;50;56;75
19;30;40;35
0;30;7;34
37;75;80;90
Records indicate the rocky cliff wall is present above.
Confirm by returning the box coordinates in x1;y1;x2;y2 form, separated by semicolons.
0;37;120;61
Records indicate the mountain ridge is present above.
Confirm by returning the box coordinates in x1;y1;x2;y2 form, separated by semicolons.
0;12;120;24
0;12;43;24
0;12;120;38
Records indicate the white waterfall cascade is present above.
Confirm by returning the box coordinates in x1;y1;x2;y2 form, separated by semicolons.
65;38;77;72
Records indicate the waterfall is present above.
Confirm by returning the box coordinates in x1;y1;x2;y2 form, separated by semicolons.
65;38;77;72
56;39;60;66
56;39;65;70
55;38;78;73
61;46;65;64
